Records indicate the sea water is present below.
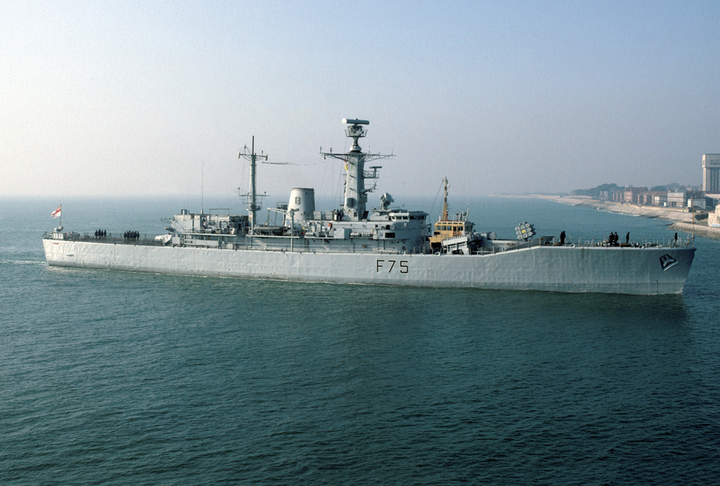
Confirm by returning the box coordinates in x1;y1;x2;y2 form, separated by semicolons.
1;196;719;485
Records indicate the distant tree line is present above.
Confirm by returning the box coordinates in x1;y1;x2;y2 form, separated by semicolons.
571;182;687;198
571;183;621;198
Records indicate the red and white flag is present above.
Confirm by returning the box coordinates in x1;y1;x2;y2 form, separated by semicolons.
51;206;62;218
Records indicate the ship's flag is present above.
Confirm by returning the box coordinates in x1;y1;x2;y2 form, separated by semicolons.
51;206;62;218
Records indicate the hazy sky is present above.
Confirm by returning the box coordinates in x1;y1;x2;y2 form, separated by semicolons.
2;0;719;201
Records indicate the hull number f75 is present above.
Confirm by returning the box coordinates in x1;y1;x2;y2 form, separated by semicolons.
376;259;409;273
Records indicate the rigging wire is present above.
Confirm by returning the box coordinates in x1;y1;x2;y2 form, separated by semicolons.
429;179;445;221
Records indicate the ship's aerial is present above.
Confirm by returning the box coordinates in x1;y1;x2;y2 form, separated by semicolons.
43;119;696;294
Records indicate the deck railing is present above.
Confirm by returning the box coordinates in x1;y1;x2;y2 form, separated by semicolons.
43;231;166;246
43;231;694;254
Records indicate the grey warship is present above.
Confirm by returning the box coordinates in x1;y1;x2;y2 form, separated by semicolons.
43;118;695;294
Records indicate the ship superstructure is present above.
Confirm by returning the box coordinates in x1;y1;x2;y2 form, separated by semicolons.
43;119;696;294
429;177;476;253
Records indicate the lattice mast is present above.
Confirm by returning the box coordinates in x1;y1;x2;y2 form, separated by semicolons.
238;136;268;234
321;119;393;221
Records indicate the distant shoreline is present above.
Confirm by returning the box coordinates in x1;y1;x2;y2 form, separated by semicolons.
491;193;720;240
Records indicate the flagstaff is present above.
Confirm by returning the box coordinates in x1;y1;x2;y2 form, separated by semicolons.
51;204;62;230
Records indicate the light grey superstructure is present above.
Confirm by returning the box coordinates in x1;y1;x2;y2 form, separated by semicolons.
43;119;696;295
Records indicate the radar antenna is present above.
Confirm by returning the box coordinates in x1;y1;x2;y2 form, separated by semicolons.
342;118;369;152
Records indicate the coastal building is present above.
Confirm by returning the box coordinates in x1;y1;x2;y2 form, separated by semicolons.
653;192;668;207
702;154;720;193
688;196;707;210
709;206;720;227
634;190;669;207
685;190;712;209
667;191;686;208
623;186;647;204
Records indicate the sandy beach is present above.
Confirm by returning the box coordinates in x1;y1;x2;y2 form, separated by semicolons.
533;195;696;222
493;194;720;240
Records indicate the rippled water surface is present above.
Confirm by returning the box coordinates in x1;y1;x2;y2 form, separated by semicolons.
1;197;719;484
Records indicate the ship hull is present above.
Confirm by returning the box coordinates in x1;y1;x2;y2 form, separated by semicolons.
43;239;695;295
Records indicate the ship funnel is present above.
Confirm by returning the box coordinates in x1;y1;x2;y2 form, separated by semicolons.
287;188;315;223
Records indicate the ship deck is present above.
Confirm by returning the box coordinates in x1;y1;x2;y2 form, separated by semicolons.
43;231;694;255
43;232;167;247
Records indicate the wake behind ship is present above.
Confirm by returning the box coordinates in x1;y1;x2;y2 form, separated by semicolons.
43;119;695;294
